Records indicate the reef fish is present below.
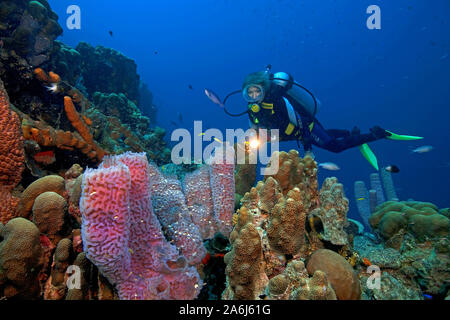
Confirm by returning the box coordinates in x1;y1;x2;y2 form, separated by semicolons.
411;145;433;153
318;162;340;171
385;165;400;173
204;88;224;107
362;257;372;266
45;83;59;94
34;150;56;165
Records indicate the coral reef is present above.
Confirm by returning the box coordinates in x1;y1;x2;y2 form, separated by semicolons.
223;150;355;300
1;0;169;172
352;199;450;300
74;42;140;102
0;0;62;68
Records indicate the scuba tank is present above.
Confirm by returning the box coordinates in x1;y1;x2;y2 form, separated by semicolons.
271;72;320;119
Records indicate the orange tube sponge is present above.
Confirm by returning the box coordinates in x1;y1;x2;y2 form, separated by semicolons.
64;96;93;143
48;71;61;84
34;68;50;83
64;96;105;161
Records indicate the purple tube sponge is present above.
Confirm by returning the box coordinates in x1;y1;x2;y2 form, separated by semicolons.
369;173;386;205
80;152;202;300
354;181;371;230
380;169;399;201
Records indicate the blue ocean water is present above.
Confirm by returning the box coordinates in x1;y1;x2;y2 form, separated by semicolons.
50;0;450;218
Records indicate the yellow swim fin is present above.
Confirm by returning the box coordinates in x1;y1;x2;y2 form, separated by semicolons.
359;143;379;171
385;130;423;141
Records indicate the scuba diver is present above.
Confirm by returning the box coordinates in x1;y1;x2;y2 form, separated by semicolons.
205;65;423;170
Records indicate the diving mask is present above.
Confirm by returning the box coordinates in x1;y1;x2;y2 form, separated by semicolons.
243;84;265;103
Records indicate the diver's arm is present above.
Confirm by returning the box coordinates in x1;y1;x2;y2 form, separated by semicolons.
302;129;313;152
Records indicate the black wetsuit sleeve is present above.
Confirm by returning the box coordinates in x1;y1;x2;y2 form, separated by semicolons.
300;119;313;152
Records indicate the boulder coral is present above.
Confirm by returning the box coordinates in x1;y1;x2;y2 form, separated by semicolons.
369;201;450;242
0;218;43;299
32;191;67;244
306;249;361;300
19;175;65;218
44;238;72;300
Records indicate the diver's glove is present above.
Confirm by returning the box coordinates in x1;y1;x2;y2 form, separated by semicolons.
370;126;391;139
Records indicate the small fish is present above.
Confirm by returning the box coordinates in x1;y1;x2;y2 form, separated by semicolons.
34;150;56;165
362;257;372;266
169;120;178;126
177;112;183;123
45;83;59;94
154;51;158;55
108;30;113;37
201;252;211;265
318;162;340;171
385;165;400;173
265;64;272;71
411;145;433;154
204;88;224;107
440;53;448;60
357;197;365;201
423;293;432;300
188;84;193;90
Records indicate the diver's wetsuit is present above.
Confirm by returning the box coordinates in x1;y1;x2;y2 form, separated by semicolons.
248;88;387;153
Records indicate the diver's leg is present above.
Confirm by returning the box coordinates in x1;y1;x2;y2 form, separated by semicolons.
312;124;389;153
326;129;351;139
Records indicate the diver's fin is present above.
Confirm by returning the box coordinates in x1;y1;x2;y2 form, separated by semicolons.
359;143;379;171
385;130;423;141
